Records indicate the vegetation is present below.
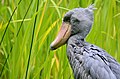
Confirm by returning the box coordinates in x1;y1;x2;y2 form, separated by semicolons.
0;0;120;79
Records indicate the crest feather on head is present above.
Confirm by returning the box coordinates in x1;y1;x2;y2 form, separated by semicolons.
87;4;97;11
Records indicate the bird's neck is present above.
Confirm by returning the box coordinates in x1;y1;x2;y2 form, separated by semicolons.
66;33;86;72
67;33;85;45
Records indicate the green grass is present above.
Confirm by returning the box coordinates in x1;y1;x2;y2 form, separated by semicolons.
0;0;120;79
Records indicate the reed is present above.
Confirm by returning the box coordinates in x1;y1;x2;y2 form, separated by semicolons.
0;0;120;79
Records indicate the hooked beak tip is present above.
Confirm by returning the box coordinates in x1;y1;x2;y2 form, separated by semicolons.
50;44;56;50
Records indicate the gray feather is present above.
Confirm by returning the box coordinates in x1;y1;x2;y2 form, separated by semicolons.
67;39;120;79
63;5;120;79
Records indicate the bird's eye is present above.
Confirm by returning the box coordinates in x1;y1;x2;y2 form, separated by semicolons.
74;19;79;22
63;17;70;22
71;17;80;24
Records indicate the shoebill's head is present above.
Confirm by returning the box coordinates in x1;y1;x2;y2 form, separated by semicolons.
50;4;95;50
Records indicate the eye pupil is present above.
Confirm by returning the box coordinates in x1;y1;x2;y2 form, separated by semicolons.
74;19;79;22
73;19;80;24
75;19;79;22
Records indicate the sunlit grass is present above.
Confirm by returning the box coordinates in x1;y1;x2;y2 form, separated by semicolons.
0;0;120;79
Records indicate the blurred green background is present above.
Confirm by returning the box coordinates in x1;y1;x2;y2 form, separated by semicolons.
0;0;120;79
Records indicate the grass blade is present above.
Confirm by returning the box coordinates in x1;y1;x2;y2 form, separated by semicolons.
25;0;39;78
0;0;23;77
0;0;33;77
0;0;22;45
16;0;33;37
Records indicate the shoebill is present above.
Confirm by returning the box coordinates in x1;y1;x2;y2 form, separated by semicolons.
50;5;120;79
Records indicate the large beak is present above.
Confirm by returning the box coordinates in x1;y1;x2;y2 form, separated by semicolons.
50;22;71;50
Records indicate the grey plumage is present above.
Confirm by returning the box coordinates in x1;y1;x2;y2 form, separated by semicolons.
67;36;120;79
50;4;120;79
66;5;120;79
